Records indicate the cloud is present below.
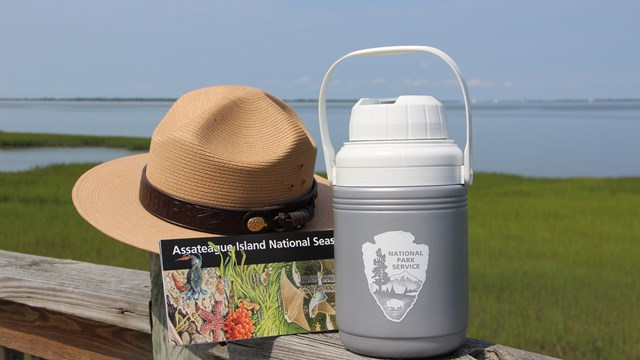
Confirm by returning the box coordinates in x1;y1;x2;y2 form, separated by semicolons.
266;78;286;85
294;76;312;85
467;78;494;88
370;77;387;85
450;78;513;88
402;78;429;87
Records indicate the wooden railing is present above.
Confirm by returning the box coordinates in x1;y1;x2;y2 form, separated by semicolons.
0;249;558;360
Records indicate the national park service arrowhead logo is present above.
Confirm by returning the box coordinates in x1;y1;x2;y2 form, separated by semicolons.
362;231;429;322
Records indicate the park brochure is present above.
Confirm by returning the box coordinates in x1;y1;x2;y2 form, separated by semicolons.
159;230;336;345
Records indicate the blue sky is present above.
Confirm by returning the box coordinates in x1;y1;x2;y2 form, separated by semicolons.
0;0;638;101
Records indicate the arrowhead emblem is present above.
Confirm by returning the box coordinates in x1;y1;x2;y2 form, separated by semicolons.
362;231;429;322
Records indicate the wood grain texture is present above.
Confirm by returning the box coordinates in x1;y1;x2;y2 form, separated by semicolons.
1;250;559;359
0;300;151;360
0;249;150;333
149;254;559;360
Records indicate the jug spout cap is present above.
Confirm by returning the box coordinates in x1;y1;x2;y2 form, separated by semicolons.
349;95;449;141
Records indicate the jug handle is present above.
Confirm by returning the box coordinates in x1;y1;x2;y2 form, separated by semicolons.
318;45;473;185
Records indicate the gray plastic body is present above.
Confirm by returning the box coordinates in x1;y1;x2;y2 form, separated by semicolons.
333;184;468;358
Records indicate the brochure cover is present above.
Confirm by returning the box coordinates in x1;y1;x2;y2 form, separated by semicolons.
159;230;336;345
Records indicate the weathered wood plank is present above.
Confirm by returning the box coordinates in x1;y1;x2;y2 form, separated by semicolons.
0;300;152;360
1;250;558;359
195;332;561;360
0;249;150;333
149;253;559;360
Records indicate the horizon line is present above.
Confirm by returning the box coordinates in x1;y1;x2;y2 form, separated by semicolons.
1;97;639;103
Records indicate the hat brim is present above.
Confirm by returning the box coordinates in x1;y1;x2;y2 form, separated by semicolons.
72;153;333;253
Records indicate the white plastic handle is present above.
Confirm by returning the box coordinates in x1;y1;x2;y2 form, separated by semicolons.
318;45;473;185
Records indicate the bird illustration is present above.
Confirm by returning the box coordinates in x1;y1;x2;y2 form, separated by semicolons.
172;253;208;301
291;261;302;287
260;267;272;286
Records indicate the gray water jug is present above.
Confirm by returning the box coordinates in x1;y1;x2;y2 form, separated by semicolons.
318;46;473;358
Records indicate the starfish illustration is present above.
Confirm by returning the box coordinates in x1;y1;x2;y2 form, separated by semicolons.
195;300;225;341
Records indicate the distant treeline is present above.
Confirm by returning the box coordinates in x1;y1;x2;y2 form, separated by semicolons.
0;97;177;102
0;97;360;103
2;97;639;105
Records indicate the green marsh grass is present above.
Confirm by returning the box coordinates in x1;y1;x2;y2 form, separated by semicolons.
0;163;149;270
0;163;638;359
0;131;150;150
467;174;639;358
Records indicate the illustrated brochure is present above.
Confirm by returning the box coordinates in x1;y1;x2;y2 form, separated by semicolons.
158;230;336;345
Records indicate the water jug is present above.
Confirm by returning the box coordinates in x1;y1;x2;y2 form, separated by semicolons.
318;46;473;358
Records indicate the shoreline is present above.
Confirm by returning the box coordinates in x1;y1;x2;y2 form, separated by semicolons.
0;131;150;151
3;131;640;179
2;97;640;104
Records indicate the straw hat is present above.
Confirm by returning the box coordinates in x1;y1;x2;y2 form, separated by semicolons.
72;85;333;253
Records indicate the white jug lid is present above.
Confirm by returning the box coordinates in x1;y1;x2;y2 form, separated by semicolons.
318;46;473;185
349;96;448;141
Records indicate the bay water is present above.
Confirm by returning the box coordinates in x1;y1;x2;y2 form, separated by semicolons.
1;99;639;177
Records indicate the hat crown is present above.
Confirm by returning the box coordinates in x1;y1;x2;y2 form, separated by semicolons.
146;86;316;209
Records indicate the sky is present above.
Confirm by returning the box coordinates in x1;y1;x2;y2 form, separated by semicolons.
0;0;638;101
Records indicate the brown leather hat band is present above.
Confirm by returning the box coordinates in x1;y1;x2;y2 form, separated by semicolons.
139;167;317;235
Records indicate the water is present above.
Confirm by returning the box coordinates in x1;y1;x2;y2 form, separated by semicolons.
1;99;639;177
0;147;145;172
